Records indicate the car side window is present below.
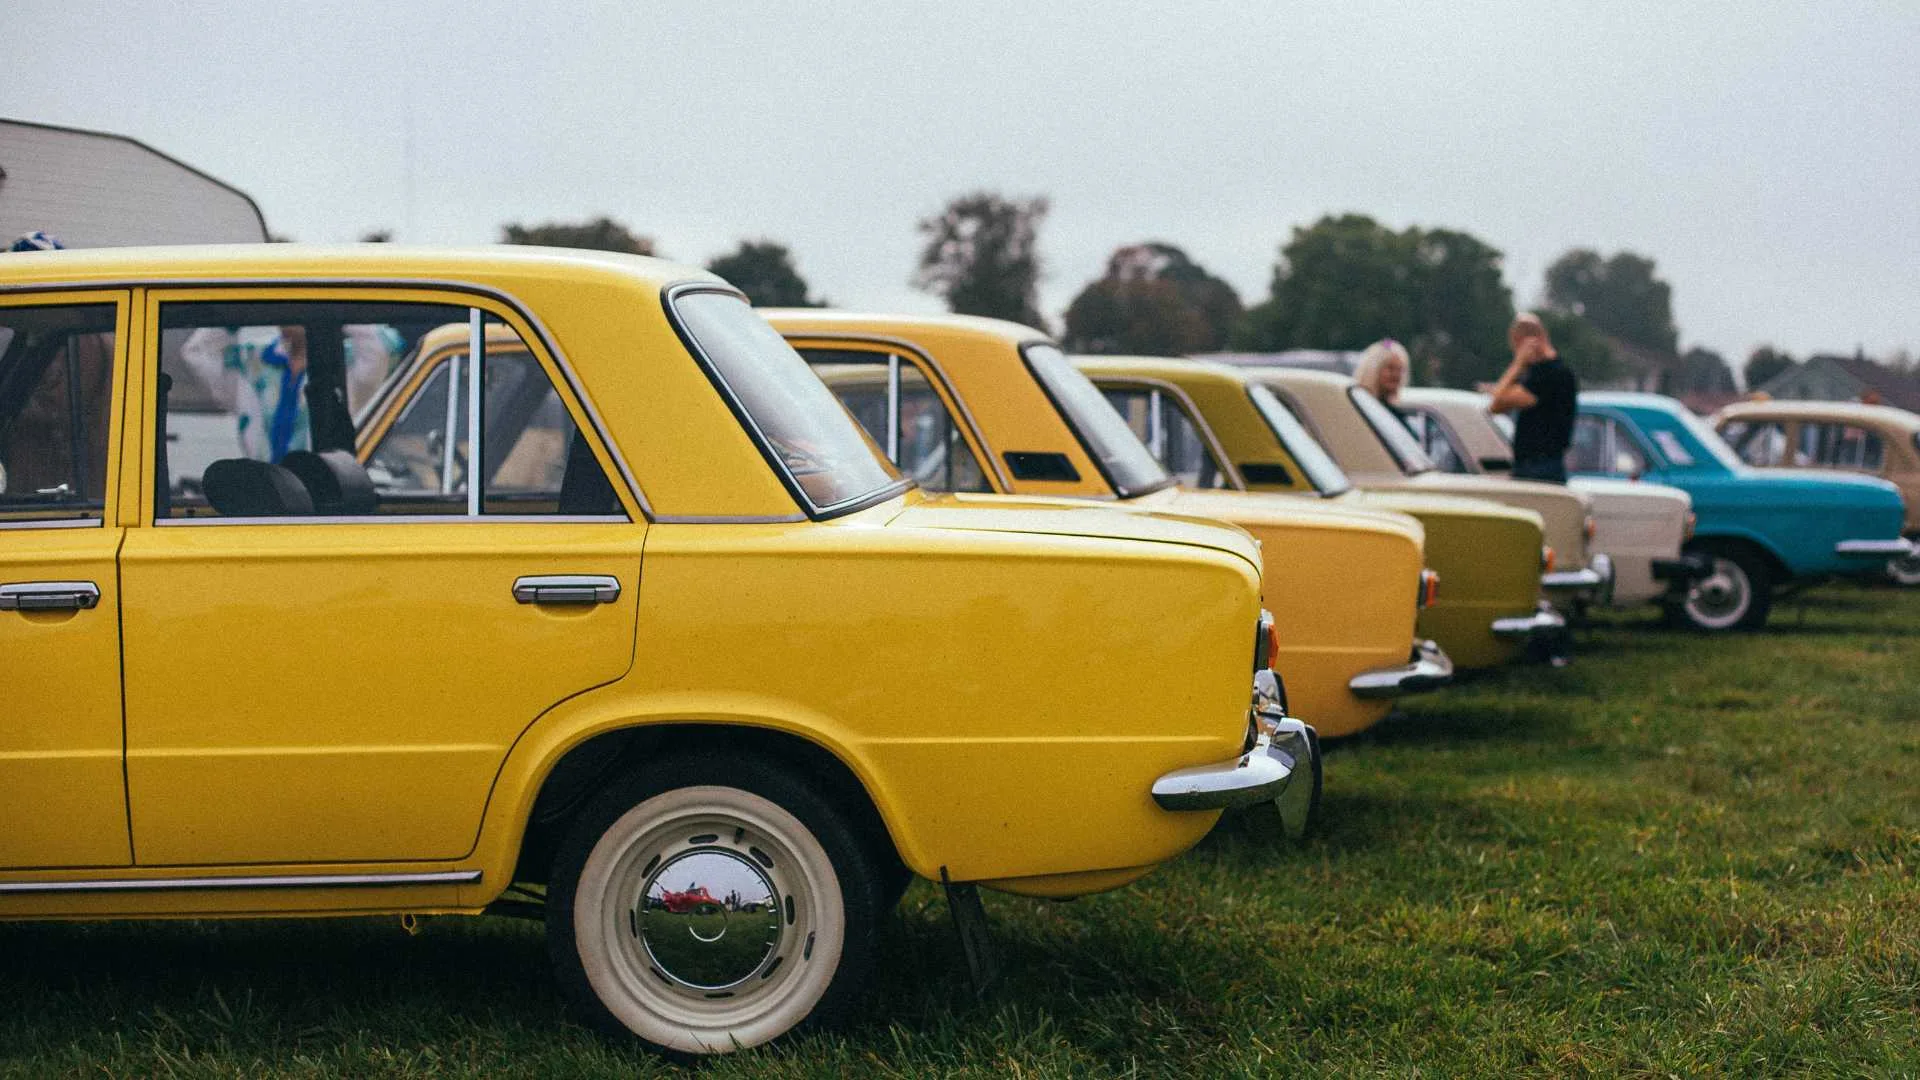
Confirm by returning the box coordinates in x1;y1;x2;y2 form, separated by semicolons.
1403;409;1468;473
1723;419;1793;467
0;303;116;523
1097;386;1227;489
1801;422;1884;473
158;300;622;519
1569;414;1647;476
798;349;991;494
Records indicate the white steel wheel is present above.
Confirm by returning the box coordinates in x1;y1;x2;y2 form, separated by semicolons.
548;761;878;1057
1888;550;1920;587
1682;551;1762;631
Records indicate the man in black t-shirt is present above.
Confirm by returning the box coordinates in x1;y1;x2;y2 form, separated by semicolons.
1488;313;1577;483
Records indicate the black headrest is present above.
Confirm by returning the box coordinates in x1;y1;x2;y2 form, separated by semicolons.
280;449;378;515
201;458;314;517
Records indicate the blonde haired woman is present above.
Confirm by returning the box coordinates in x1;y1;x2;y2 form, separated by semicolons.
1353;338;1413;426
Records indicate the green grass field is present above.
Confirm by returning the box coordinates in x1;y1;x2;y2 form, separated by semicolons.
6;584;1920;1078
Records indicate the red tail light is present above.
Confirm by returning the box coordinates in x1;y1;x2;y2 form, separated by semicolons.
1418;569;1441;610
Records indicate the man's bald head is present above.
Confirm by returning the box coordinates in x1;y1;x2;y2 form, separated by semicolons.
1509;312;1555;361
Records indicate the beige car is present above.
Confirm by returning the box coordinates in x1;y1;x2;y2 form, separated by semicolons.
1399;387;1700;607
1245;367;1608;609
1713;399;1920;584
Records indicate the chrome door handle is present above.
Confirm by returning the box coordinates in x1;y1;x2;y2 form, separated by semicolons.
0;580;101;612
512;574;620;606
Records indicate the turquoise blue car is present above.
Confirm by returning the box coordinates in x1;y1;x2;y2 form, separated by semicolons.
1572;392;1912;631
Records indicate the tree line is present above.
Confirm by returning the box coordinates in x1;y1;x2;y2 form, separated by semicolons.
358;195;1881;394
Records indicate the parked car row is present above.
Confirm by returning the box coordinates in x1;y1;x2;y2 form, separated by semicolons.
0;246;1912;1057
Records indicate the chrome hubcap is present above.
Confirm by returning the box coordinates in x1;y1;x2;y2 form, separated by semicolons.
1686;559;1748;625
636;849;782;991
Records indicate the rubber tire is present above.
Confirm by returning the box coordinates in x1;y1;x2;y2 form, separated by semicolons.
1676;540;1773;632
1888;550;1920;587
545;754;882;1057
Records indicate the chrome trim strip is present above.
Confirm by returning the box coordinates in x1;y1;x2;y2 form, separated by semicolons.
7;275;654;520
1837;538;1915;557
651;513;808;525
1541;568;1604;588
779;329;1016;492
154;514;632;527
0;869;481;895
466;308;483;517
440;351;463;496
0;517;105;530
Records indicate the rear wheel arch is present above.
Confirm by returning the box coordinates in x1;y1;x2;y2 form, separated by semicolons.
1688;531;1790;585
511;723;906;892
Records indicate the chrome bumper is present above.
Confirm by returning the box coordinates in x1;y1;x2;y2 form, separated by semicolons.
1542;552;1614;600
1491;601;1568;640
1836;537;1916;557
1151;706;1320;838
1348;638;1455;699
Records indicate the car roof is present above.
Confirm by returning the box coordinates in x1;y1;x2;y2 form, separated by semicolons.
0;243;710;292
1399;386;1487;407
1715;398;1920;431
761;307;1046;347
1070;354;1250;386
1581;390;1690;415
1241;365;1353;389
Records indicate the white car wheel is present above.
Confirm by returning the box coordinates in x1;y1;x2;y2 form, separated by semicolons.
1888;551;1920;587
551;768;875;1056
1684;555;1754;631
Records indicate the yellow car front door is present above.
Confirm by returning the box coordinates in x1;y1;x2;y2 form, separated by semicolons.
116;288;645;867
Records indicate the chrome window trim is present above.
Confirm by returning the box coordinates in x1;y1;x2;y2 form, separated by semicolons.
465;309;483;516
154;514;631;527
0;868;481;895
0;517;106;530
1089;374;1245;491
4;275;653;520
781;330;1015;492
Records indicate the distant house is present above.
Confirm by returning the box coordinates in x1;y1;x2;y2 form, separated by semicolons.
0;118;267;246
1759;354;1920;414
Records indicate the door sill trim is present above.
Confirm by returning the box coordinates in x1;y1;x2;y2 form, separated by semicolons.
0;869;481;895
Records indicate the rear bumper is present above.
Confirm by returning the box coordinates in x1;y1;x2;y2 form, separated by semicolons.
1348;639;1455;699
1542;552;1614;602
1491;601;1568;640
1836;537;1916;558
1151;689;1319;839
1653;553;1713;582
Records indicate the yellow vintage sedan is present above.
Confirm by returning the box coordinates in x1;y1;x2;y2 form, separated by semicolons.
767;310;1452;739
1076;356;1552;670
1247;367;1608;613
0;245;1309;1057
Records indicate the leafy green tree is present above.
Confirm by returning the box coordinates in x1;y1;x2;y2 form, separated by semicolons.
1662;346;1737;396
1063;242;1242;354
708;240;823;307
913;192;1050;329
1743;345;1797;390
1543;249;1678;358
1537;310;1621;385
501;217;655;255
1234;214;1514;386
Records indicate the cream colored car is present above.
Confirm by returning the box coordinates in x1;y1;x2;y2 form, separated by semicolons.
1400;387;1700;607
1246;368;1610;609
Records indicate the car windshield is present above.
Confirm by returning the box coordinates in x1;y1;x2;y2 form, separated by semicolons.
671;290;904;514
1665;406;1744;471
1247;384;1351;495
1023;343;1173;497
1348;386;1435;475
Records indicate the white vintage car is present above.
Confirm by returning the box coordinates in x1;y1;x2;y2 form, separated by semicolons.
1398;387;1700;608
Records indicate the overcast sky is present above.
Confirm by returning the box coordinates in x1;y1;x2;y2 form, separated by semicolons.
9;1;1917;363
